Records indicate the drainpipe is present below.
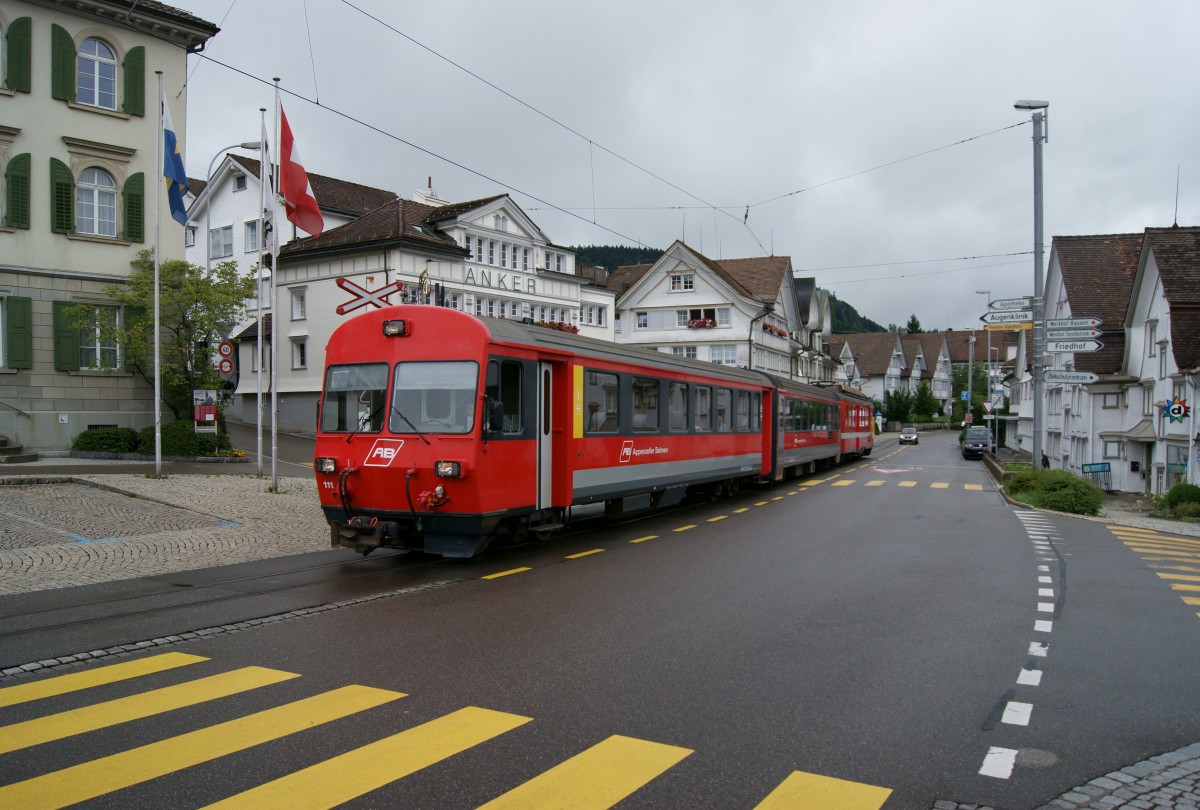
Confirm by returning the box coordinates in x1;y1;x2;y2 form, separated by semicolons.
747;304;774;371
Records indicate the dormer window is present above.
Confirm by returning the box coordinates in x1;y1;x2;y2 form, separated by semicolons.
233;174;247;192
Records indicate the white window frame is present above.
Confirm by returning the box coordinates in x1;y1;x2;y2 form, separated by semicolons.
669;273;695;292
79;304;120;369
636;311;648;330
244;220;259;252
710;345;737;366
209;225;233;259
290;288;306;320
77;37;118;111
76;167;118;237
291;338;307;369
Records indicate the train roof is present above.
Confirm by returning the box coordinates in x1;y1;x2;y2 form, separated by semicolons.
480;316;772;387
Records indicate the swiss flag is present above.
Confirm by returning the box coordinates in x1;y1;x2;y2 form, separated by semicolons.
279;104;324;237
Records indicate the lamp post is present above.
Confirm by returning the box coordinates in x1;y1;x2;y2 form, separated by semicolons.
991;346;1002;452
977;289;991;447
966;333;975;426
201;142;262;276
1015;99;1049;466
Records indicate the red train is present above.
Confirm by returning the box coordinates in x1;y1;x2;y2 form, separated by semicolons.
315;306;873;557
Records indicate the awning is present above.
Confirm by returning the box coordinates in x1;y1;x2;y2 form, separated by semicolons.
1121;419;1157;441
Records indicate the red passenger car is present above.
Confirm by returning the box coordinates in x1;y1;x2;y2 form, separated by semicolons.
315;306;872;557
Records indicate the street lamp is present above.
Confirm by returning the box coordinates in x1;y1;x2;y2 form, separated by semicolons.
747;303;774;371
977;289;992;447
1015;99;1049;466
200;142;262;276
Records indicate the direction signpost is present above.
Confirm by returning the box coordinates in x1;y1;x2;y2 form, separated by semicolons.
1046;339;1103;353
1046;317;1102;329
981;310;1034;325
1044;370;1100;384
990;296;1033;311
1045;328;1102;340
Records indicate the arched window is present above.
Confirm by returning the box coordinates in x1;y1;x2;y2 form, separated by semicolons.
76;167;117;237
77;37;117;110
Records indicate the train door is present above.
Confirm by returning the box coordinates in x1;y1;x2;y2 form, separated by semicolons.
537;362;553;509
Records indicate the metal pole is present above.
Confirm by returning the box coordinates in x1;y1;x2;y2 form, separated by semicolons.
967;333;975;426
154;72;163;478
1031;109;1047;467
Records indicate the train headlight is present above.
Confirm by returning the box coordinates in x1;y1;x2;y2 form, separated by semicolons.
434;460;462;478
382;319;409;337
315;457;337;473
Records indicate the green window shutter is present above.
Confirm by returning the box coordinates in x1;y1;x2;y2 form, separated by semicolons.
6;297;33;370
49;157;73;234
5;153;31;229
6;18;32;94
52;301;81;371
50;23;76;102
122;46;145;117
123;172;144;242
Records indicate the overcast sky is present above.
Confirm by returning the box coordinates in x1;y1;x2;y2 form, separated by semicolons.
169;0;1197;332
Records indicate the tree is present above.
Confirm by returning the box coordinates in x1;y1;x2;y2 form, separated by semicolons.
882;388;914;422
912;381;939;418
69;250;256;419
905;314;923;334
949;360;990;425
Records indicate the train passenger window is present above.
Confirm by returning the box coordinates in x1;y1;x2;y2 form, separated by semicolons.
716;388;731;432
321;363;389;433
486;360;523;434
668;381;688;432
390;361;478;434
585;371;619;433
750;392;761;431
631;377;659;432
735;391;750;431
694;386;711;431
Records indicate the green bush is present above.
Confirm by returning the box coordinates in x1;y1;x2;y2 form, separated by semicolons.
72;427;140;453
136;420;233;457
1164;483;1200;511
1003;469;1103;516
1172;501;1200;520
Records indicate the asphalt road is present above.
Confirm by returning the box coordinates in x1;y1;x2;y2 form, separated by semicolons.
2;435;1198;808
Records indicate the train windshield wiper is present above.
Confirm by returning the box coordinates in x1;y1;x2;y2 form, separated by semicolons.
391;404;431;445
344;400;386;444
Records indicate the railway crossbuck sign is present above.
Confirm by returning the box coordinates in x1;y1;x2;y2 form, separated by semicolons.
336;277;405;315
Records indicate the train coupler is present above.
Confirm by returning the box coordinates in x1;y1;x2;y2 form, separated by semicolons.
331;516;385;555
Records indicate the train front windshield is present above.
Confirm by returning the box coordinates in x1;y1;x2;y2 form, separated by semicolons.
322;361;478;435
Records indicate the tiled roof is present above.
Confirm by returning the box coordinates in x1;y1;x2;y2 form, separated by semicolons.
422;194;508;224
124;0;219;31
941;329;987;364
229;156;397;217
280;197;464;257
829;331;901;375
234;314;270;340
1054;233;1142;374
1144;227;1200;371
186;177;207;199
606;243;792;306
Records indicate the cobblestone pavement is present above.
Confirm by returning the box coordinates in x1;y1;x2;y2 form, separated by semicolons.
0;470;327;595
1;460;1198;808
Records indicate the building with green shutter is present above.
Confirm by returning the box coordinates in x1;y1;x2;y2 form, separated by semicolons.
0;0;216;453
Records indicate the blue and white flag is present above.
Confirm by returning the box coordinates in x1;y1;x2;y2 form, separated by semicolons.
161;86;188;226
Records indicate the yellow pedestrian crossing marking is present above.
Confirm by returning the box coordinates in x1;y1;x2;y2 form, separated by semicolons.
0;652;207;709
0;658;895;808
0;685;403;810
832;480;855;487
1110;527;1200;622
479;734;693;809
0;666;298;755
865;480;884;487
965;483;983;491
205;706;531;810
930;482;949;489
898;481;917;488
754;770;893;809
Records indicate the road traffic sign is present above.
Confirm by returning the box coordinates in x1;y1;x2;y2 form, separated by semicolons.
989;296;1033;311
1044;370;1100;384
980;310;1033;325
1046;328;1102;340
1046;339;1103;353
1046;317;1102;329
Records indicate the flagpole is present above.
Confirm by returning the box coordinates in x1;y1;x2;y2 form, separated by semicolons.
271;79;281;493
256;107;267;478
153;71;164;478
